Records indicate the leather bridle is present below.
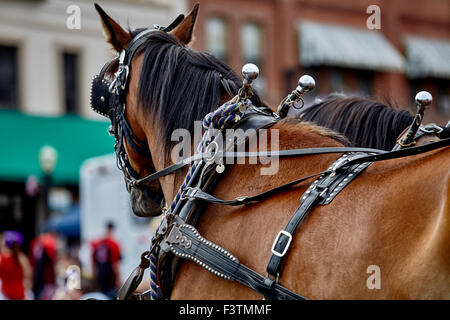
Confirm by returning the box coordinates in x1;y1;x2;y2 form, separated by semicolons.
90;20;241;206
90;22;185;208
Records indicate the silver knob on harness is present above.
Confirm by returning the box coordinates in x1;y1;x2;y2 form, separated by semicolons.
242;63;259;84
415;91;432;109
277;74;316;118
297;75;316;93
394;90;433;150
239;63;259;101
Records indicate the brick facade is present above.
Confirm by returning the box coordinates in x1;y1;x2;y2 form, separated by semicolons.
189;0;450;125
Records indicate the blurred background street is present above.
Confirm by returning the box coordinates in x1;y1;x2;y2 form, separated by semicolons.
0;0;448;300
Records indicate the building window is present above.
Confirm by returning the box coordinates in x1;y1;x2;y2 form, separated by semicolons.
206;17;228;63
241;22;265;93
0;45;19;109
62;51;79;114
241;22;262;66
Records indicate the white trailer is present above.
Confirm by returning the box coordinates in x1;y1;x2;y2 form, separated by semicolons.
79;154;162;284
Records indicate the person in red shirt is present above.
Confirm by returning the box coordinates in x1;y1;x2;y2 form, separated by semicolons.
91;221;121;299
29;232;58;300
0;231;32;300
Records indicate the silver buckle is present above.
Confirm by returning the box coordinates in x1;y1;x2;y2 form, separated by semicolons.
271;230;292;257
312;185;328;198
419;124;443;134
180;187;198;200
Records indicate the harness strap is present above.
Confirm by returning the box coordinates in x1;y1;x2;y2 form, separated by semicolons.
342;137;449;168
266;154;371;278
117;251;151;300
159;217;307;300
174;137;450;207
118;113;151;157
134;146;386;186
181;171;326;206
267;184;322;278
440;126;450;139
267;137;450;281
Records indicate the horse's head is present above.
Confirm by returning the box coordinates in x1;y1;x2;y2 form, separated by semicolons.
91;3;202;217
91;3;247;217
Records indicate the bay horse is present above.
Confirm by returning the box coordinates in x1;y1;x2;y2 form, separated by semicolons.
94;3;450;299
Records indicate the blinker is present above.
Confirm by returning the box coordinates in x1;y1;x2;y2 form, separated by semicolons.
90;75;113;118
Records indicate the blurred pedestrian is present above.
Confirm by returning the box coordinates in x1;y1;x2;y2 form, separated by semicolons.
29;231;58;299
0;231;32;300
91;221;121;299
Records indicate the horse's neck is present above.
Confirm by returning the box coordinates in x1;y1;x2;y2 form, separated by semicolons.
274;120;345;150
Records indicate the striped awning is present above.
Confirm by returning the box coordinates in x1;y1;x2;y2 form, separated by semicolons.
298;21;405;72
405;35;450;79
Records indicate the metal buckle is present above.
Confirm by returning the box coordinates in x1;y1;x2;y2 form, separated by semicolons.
330;157;349;173
180;187;198;200
419;124;443;134
312;185;328;198
271;230;293;258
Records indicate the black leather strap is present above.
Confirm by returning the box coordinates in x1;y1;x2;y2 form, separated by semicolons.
181;170;326;206
160;219;306;300
134;136;449;187
266;155;370;278
176;137;450;209
134;146;385;186
118;112;151;157
117;251;150;300
342;137;449;169
439;126;450;139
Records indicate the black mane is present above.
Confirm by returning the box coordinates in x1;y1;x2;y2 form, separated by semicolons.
299;95;414;150
131;29;264;155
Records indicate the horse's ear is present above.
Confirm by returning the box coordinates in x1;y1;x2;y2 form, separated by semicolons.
170;3;199;45
94;3;132;52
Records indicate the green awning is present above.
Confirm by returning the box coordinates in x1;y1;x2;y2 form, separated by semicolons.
0;110;115;185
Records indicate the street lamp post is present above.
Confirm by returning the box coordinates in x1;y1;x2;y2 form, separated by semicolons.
39;145;58;220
